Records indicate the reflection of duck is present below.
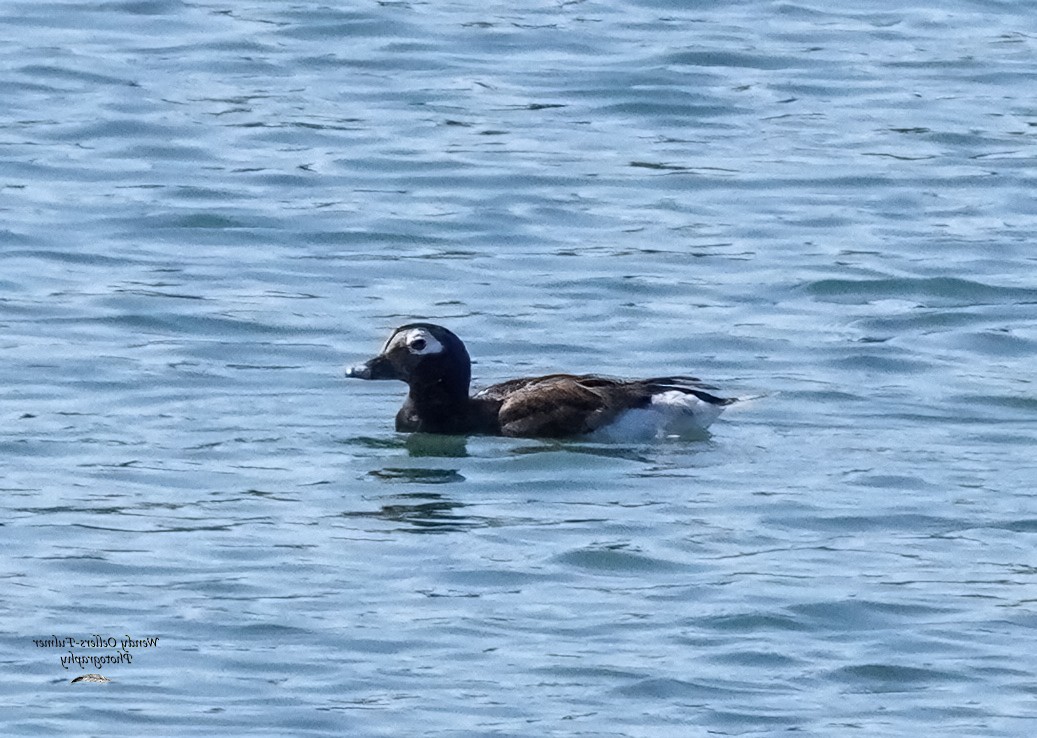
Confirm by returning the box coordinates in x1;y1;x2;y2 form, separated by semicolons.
346;323;736;441
343;493;479;533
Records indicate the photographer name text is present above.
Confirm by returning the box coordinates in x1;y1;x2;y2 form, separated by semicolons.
33;634;159;670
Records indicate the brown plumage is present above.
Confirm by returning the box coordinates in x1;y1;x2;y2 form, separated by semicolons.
345;323;734;439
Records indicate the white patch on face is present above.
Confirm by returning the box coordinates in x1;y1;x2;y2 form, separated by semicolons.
385;327;444;356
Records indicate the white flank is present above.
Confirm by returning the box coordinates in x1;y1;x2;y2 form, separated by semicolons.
586;390;726;443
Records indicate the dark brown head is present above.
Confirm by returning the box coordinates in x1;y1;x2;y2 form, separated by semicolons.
345;323;472;396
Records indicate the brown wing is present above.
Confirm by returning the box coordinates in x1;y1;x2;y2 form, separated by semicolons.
472;375;554;403
486;375;636;438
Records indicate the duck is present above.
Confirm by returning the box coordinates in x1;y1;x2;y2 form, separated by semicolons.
344;323;736;440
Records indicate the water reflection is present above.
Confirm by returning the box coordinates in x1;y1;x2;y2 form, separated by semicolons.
353;431;702;465
341;492;480;533
509;440;655;464
404;433;469;458
345;434;472;532
367;467;465;484
348;433;469;457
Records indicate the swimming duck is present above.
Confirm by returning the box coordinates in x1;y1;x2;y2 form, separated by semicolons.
345;323;735;440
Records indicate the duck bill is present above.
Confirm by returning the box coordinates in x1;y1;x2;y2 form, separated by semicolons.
345;353;400;380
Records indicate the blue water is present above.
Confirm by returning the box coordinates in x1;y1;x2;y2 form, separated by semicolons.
2;1;1036;735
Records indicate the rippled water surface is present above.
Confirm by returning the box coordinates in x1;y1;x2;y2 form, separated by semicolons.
3;1;1036;735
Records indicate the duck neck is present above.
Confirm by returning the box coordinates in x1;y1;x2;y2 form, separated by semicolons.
405;373;471;433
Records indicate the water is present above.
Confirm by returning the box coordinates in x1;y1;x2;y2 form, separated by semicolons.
2;1;1035;735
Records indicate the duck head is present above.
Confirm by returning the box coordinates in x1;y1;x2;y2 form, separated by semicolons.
345;323;472;396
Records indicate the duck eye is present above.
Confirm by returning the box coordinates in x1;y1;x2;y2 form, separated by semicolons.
410;338;427;352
